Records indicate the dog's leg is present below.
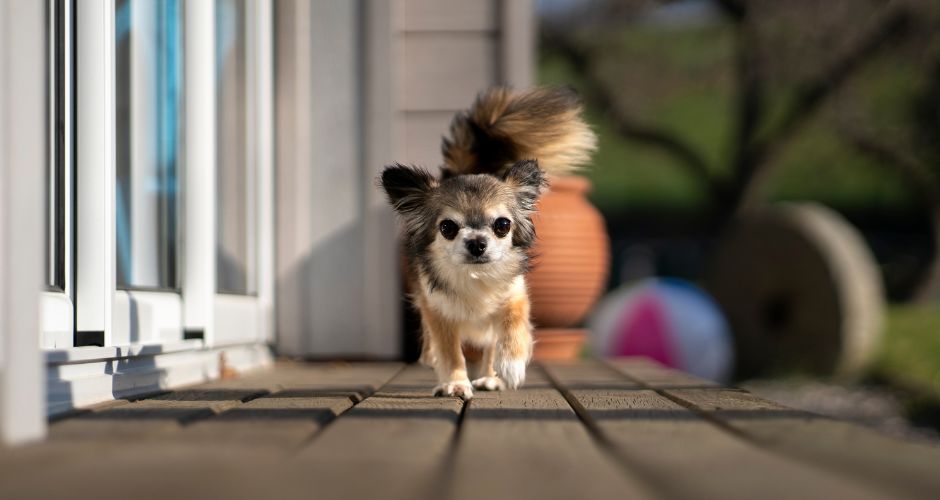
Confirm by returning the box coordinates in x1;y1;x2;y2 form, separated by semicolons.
419;301;473;400
494;294;533;389
471;343;506;391
418;330;436;367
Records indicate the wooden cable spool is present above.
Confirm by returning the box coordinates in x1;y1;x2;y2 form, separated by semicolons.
705;203;884;378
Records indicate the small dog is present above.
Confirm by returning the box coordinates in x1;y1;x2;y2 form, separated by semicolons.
380;87;596;399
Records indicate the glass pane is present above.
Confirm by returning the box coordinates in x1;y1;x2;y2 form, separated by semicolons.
47;0;63;290
47;0;70;292
115;0;182;290
216;0;256;295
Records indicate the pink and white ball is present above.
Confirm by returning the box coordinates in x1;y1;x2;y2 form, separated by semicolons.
589;278;734;383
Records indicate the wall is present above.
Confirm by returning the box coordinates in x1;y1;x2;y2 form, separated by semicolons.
275;0;534;358
398;0;534;168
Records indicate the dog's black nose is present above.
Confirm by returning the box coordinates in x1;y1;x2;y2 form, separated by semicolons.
465;237;487;257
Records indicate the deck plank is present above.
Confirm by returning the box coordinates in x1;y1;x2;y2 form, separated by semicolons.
293;365;464;500
607;356;720;389
175;362;404;448
2;363;406;499
48;362;402;444
47;387;267;440
545;360;895;500
198;361;401;401
610;358;940;499
446;366;655;500
663;385;940;500
4;360;939;499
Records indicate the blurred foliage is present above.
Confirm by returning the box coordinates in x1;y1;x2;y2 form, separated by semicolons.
538;0;939;215
540;51;709;211
765;122;912;210
539;1;940;381
875;305;940;398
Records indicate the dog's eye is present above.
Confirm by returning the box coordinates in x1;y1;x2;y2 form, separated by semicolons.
440;219;459;240
493;217;511;238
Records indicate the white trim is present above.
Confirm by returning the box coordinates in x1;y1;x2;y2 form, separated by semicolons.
0;0;47;444
112;290;183;345
254;0;275;344
47;343;272;416
42;0;75;349
182;0;217;342
41;292;73;349
75;0;115;340
46;339;203;364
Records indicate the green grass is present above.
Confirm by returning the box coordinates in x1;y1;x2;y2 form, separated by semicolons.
874;305;940;398
538;22;923;215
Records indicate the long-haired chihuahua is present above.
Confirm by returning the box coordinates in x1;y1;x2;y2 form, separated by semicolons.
380;87;596;399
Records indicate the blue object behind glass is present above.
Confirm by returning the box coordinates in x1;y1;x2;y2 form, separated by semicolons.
115;0;182;290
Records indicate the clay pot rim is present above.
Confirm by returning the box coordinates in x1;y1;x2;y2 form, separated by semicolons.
546;174;591;195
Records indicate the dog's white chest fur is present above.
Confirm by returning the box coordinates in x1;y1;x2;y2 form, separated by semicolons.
423;272;525;326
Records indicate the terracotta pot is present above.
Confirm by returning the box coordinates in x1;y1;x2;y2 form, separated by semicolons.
533;328;587;361
528;175;610;328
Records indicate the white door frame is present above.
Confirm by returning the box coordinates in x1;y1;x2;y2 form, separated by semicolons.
41;0;76;350
211;0;275;348
45;0;274;416
74;0;115;345
0;0;47;444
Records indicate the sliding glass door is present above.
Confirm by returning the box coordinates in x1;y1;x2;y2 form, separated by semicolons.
43;0;273;353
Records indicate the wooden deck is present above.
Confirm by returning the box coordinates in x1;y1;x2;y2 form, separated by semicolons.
2;359;939;500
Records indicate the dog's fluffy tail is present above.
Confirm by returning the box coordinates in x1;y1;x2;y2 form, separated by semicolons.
441;86;597;177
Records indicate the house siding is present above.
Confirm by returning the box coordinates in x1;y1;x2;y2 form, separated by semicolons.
274;0;534;357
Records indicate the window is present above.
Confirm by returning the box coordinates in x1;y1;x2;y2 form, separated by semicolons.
47;0;71;293
115;0;182;291
42;0;74;349
44;0;274;415
216;0;257;295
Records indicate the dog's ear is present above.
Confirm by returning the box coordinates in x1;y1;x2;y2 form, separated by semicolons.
502;159;547;211
380;164;437;214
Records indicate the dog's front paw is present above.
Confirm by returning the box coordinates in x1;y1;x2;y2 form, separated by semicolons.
433;380;474;400
495;357;527;389
471;376;506;391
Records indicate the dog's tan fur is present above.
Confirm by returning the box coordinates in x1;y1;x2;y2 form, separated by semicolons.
443;87;597;177
381;86;596;399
